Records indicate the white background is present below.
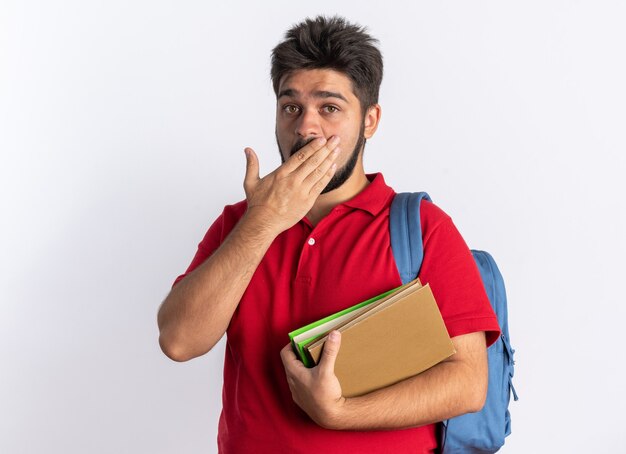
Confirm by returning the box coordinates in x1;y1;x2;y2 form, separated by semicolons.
2;1;625;453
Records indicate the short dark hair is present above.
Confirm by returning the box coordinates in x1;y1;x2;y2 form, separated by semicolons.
271;16;383;112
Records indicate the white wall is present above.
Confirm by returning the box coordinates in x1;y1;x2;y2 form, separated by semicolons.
2;1;625;452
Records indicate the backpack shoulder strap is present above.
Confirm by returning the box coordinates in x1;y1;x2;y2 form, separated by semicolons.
389;192;431;284
391;192;517;453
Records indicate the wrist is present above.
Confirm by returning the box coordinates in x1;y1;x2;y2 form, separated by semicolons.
243;205;288;237
320;396;350;431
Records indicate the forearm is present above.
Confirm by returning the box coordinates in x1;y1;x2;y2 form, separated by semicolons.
157;208;278;361
159;138;340;361
332;332;488;431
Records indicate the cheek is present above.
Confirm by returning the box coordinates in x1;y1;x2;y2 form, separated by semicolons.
338;122;361;150
323;119;349;141
278;138;290;159
275;123;291;148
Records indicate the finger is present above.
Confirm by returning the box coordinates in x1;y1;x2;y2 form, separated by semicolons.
282;136;335;173
292;136;341;180
281;344;310;377
308;161;338;197
282;137;326;172
302;146;340;189
280;343;295;363
319;330;341;377
281;343;300;366
243;147;260;194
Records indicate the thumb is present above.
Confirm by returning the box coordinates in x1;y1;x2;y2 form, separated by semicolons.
243;147;260;195
319;330;341;376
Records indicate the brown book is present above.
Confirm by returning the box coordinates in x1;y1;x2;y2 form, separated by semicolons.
305;281;456;397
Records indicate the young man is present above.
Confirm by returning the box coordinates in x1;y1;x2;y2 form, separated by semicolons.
158;16;500;453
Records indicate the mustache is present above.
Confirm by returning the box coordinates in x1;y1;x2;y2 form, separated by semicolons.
289;137;318;156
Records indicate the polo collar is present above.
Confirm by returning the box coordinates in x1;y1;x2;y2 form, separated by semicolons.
341;173;395;216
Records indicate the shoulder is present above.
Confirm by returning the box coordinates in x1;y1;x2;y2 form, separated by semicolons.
172;199;248;287
222;199;248;224
419;199;452;222
385;190;453;240
206;199;248;244
419;199;453;241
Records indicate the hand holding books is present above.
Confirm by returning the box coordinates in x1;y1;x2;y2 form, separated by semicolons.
288;279;455;397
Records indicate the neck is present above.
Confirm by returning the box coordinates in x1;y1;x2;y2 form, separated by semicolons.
306;163;370;226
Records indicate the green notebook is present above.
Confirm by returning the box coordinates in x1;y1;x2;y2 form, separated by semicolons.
288;280;417;367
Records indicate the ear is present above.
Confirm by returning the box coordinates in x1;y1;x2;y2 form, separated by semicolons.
363;104;382;139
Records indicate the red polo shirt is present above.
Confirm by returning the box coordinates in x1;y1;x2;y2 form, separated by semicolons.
173;173;500;453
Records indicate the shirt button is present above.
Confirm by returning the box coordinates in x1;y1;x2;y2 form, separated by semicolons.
308;238;316;246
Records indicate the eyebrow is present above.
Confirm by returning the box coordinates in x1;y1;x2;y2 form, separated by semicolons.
277;89;348;103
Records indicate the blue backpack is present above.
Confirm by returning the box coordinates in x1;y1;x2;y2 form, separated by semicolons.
389;192;518;453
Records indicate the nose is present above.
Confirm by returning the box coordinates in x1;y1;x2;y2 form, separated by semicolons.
295;108;322;139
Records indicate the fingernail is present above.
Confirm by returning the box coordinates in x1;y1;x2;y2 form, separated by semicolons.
329;136;340;145
329;331;339;341
317;137;327;145
333;147;340;155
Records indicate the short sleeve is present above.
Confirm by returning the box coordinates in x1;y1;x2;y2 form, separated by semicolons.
172;200;248;287
418;201;501;347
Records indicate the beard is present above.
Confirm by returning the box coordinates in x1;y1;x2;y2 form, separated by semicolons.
277;123;366;194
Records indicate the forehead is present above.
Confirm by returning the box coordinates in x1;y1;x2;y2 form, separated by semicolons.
277;69;358;101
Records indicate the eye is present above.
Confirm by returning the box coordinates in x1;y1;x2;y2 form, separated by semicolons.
282;104;300;115
323;105;339;114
